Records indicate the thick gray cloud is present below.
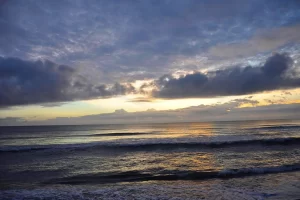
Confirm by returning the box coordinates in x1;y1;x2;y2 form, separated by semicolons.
152;53;300;98
1;53;299;108
1;1;300;108
0;57;134;107
1;0;300;83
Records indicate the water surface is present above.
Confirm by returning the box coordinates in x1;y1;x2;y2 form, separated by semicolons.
0;120;299;199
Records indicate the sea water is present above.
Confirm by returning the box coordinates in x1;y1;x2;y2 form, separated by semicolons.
0;120;299;199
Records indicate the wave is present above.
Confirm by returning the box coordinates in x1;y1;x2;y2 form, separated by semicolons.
0;132;152;140
1;137;299;153
45;163;300;184
253;125;300;130
0;146;50;153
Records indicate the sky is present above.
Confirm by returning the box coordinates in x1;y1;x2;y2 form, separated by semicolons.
1;0;300;125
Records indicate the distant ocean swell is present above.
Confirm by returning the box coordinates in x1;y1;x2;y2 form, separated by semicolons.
251;125;300;130
45;163;300;185
1;137;299;153
0;132;153;140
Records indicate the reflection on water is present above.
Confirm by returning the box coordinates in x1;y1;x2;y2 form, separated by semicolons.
0;122;216;147
1;120;300;148
0;120;299;194
159;151;219;171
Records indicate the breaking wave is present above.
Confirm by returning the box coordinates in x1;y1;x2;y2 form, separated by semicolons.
46;163;300;184
253;125;300;130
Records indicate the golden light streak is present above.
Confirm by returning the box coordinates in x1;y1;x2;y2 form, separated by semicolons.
1;88;299;121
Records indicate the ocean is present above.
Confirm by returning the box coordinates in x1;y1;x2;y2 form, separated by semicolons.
0;120;299;199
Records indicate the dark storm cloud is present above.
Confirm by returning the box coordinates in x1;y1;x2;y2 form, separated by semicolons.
152;53;300;98
0;57;134;107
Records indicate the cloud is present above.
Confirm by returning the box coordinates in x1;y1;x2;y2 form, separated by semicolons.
39;102;66;107
19;100;300;126
1;53;299;108
127;98;154;103
1;0;300;84
0;117;25;126
0;57;134;107
229;98;259;107
151;53;300;98
208;24;300;58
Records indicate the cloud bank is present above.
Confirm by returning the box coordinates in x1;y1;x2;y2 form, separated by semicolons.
4;100;299;126
152;53;300;98
1;53;299;107
0;57;134;107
